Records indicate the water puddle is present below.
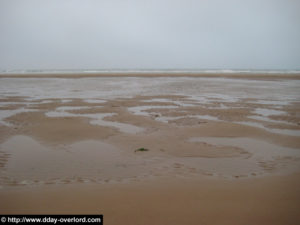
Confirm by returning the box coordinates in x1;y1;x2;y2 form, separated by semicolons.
187;94;239;104
129;104;220;124
0;108;37;126
45;106;97;118
236;121;300;136
155;116;185;123
248;115;293;125
186;96;212;104
0;136;161;187
188;137;300;177
0;100;53;107
206;103;230;109
0;102;26;107
190;137;299;159
247;100;292;106
83;99;106;104
55;106;92;111
90;119;144;134
254;108;285;116
142;98;171;103
143;98;196;107
46;108;143;134
61;99;73;103
192;115;220;121
155;114;220;124
128;105;178;117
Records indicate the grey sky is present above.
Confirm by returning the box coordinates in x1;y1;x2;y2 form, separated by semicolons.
0;0;299;70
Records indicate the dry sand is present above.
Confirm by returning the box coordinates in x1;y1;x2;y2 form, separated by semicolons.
0;74;300;224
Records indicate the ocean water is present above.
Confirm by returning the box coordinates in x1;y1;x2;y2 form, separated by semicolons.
0;69;300;74
0;76;299;101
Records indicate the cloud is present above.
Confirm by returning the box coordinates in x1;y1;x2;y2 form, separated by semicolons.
0;0;299;70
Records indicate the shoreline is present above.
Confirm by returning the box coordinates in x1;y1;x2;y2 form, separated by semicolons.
1;72;300;79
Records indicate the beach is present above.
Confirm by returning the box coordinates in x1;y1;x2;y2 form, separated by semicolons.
0;74;300;224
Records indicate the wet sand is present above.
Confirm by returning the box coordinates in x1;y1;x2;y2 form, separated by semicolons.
0;74;300;224
1;174;300;225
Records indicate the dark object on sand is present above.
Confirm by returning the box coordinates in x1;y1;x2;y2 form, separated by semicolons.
135;147;149;152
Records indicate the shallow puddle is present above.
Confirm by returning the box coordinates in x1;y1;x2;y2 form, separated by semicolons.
45;108;143;134
189;137;300;177
83;99;106;104
0;136;162;187
236;121;300;136
90;119;144;134
143;98;196;107
128;105;178;116
254;108;285;116
247;99;292;106
248;115;293;125
0;108;37;126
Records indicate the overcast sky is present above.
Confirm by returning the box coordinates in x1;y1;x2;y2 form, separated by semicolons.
0;0;299;70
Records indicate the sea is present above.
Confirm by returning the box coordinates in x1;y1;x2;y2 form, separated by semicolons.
0;69;300;75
